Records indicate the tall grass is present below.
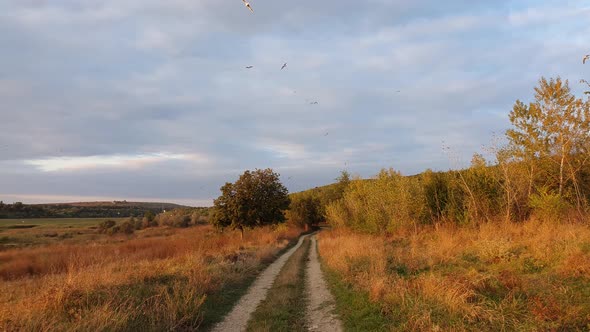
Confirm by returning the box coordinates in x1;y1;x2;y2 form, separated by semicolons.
319;221;590;330
0;225;302;331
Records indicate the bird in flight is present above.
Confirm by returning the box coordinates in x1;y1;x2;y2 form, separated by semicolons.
245;66;253;69
281;63;287;70
584;55;590;64
242;0;253;13
310;101;319;105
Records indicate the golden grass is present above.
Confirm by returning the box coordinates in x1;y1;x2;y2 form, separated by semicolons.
0;225;302;331
319;221;590;330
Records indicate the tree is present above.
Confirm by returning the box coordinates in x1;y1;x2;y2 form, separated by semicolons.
211;168;290;238
289;195;323;230
506;77;590;212
582;54;589;95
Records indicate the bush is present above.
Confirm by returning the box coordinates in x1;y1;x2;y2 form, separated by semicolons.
120;221;135;235
133;217;143;230
174;216;191;228
98;220;117;234
288;195;323;230
529;188;570;223
327;169;425;234
107;226;120;235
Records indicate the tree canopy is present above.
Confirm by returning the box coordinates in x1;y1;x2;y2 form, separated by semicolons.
211;168;290;235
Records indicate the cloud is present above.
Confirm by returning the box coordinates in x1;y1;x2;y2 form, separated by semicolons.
25;153;209;172
0;0;588;204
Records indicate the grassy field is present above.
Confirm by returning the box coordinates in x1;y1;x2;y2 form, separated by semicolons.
0;218;125;249
319;221;590;331
0;218;117;228
0;223;303;330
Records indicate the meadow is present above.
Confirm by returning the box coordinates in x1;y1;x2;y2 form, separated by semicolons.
319;221;590;331
0;221;302;331
0;218;125;249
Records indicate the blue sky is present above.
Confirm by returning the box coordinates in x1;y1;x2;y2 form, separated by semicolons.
0;0;588;206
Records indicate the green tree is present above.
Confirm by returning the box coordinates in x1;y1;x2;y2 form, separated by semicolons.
507;77;590;212
211;168;290;238
289;195;323;230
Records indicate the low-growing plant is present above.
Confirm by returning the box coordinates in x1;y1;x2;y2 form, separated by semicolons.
98;220;116;234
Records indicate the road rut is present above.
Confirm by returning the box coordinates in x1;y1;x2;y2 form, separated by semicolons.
306;235;343;332
211;234;310;332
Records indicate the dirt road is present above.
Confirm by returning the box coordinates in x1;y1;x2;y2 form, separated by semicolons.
211;234;310;332
212;233;343;332
306;235;343;332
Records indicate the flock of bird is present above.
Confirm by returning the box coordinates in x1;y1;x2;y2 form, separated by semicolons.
239;0;333;179
240;1;323;110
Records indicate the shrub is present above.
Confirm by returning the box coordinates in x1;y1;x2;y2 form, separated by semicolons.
174;216;191;228
120;221;135;235
288;195;323;230
98;220;117;234
529;188;570;223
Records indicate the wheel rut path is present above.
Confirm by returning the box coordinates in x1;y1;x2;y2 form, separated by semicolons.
211;234;310;332
211;233;342;332
306;235;343;332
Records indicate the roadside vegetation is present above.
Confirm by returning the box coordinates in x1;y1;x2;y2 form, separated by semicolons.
0;224;302;330
1;168;300;330
314;77;590;330
320;223;590;330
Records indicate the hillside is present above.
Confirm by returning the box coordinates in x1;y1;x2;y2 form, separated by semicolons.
0;201;193;219
36;201;188;209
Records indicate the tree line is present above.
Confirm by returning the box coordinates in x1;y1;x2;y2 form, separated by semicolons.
0;201;208;219
326;77;590;233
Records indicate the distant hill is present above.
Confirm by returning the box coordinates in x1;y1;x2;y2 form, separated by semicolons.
0;201;195;219
36;201;189;209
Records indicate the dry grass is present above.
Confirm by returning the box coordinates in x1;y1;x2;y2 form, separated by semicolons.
319;221;590;331
0;224;302;331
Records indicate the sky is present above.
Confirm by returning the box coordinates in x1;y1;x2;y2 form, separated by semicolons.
0;0;589;206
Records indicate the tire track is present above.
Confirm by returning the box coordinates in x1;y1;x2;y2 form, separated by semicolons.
211;234;310;332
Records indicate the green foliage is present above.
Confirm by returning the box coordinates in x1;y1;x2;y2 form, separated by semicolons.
211;168;290;232
119;220;135;235
0;202;197;219
529;188;570;223
506;77;590;209
327;169;426;233
321;76;590;233
98;220;117;234
288;195;323;229
155;208;209;228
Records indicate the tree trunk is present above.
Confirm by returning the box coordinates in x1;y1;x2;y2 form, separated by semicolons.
559;147;565;196
528;163;534;198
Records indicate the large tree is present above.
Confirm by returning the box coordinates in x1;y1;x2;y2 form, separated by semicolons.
506;77;590;211
211;168;290;238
